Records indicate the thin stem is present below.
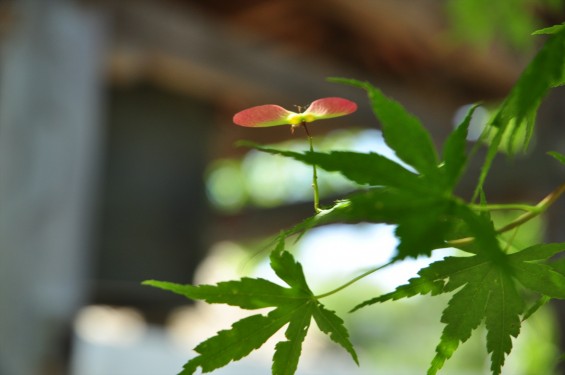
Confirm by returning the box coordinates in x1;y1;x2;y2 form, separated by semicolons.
469;203;538;212
495;182;565;233
446;235;474;247
503;226;520;253
303;124;321;213
447;182;565;248
315;261;395;300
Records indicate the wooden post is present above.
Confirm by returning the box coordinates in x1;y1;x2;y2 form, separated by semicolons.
0;1;106;373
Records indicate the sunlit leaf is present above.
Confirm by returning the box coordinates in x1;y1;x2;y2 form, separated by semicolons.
144;250;357;375
353;236;565;375
508;242;565;262
273;303;313;375
484;272;523;375
474;26;565;197
313;304;359;365
180;308;295;375
429;270;492;374
240;142;424;192
328;78;440;178
142;278;299;310
510;261;565;299
351;255;486;312
270;248;312;295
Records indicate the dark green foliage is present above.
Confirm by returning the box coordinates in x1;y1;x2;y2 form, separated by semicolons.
509;243;565;299
442;104;478;188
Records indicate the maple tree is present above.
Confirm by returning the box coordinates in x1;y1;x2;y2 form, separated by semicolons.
145;23;565;374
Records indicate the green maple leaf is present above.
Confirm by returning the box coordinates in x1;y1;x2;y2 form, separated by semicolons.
430;264;524;375
240;138;458;258
474;24;565;197
509;242;565;321
328;78;439;179
346;188;457;259
239;142;427;193
273;187;458;259
352;240;565;375
242;84;487;259
143;248;358;375
493;23;565;143
442;104;479;189
328;78;484;192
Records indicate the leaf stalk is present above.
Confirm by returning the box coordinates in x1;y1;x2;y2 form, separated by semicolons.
469;203;538;212
449;182;565;247
315;261;395;300
303;124;321;213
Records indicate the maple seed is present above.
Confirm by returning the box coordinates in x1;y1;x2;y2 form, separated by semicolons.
233;97;357;130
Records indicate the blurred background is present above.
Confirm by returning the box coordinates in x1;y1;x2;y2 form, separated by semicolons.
0;0;564;374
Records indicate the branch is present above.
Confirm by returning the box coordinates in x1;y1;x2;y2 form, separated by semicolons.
448;182;565;247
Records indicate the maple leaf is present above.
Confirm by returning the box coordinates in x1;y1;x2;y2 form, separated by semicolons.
351;241;565;375
143;248;358;375
328;78;440;178
441;104;478;189
473;24;565;197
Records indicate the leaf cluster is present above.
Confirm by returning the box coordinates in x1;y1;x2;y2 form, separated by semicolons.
144;244;357;375
145;24;565;375
241;89;479;260
353;242;565;375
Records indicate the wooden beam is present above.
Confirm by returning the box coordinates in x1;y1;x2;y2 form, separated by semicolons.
311;0;522;97
105;0;368;108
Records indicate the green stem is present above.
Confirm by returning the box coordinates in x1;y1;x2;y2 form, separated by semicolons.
495;181;565;233
469;203;539;212
303;124;321;213
448;182;565;247
315;261;395;300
